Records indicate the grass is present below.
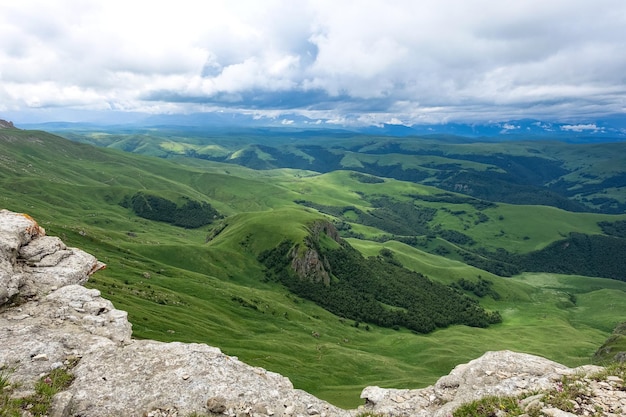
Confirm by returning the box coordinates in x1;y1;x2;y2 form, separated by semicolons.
0;367;75;416
283;170;623;254
85;251;626;408
3;128;626;408
453;395;527;417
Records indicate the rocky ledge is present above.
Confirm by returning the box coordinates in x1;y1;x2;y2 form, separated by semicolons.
0;209;624;417
0;119;16;129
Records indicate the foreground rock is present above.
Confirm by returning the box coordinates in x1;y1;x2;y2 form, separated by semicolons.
360;351;621;416
1;209;624;416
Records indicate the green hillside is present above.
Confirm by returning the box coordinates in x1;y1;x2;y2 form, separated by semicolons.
2;126;626;407
59;127;626;213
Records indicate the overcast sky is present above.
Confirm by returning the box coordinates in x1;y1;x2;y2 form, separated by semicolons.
1;0;625;126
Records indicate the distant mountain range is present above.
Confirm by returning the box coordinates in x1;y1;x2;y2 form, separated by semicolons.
16;112;626;143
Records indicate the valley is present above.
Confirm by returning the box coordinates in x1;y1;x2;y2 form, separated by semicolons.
1;125;626;408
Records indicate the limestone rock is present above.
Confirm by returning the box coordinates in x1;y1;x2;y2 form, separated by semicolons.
358;353;625;417
0;210;104;306
359;350;577;416
290;245;331;285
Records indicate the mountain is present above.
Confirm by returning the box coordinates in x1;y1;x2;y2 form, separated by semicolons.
19;112;626;142
2;124;626;406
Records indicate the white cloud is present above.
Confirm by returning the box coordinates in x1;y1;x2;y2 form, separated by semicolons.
1;0;626;125
560;123;603;132
387;118;404;125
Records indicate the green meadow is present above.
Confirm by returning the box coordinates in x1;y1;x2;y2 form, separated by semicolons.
2;127;626;408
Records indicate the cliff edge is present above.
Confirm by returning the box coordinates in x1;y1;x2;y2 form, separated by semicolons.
1;209;625;416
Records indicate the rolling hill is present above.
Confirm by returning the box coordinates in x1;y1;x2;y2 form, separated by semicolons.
2;123;626;407
56;126;626;214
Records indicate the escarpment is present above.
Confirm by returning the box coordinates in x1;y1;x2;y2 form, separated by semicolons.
1;209;625;417
289;221;340;285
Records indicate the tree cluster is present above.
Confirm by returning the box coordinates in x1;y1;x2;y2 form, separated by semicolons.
518;233;626;281
295;195;437;237
349;172;385;183
121;192;220;228
598;220;626;238
477;232;626;281
450;277;501;300
258;239;502;334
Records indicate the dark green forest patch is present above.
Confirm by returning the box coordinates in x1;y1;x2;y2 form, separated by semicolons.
349;172;385;183
480;233;626;281
519;233;626;280
296;194;438;237
598;220;626;238
121;192;221;228
450;277;501;300
259;238;502;334
437;170;588;212
406;192;496;210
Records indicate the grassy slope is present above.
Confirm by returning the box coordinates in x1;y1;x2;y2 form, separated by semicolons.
61;129;626;207
280;170;621;253
2;128;626;408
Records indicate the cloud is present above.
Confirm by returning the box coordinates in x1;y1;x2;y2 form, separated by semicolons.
2;0;626;125
500;123;520;133
560;123;603;133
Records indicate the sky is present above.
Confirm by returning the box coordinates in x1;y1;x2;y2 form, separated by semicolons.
1;0;626;127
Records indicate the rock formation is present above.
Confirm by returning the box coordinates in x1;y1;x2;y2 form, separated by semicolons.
1;209;625;417
359;351;626;416
289;220;341;286
0;119;15;129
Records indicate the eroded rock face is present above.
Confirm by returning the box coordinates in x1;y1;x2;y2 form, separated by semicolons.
0;119;15;129
290;245;331;285
0;209;621;417
0;210;104;306
289;220;340;285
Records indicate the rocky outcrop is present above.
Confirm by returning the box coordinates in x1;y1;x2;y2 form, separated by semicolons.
307;220;341;244
360;352;626;415
289;245;331;285
0;119;15;129
1;209;625;417
359;351;604;416
289;221;341;286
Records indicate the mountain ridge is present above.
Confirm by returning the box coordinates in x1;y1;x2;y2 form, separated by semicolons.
42;123;626;214
17;113;626;142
